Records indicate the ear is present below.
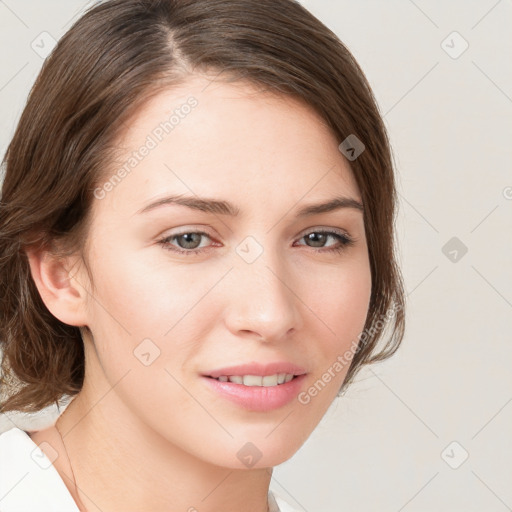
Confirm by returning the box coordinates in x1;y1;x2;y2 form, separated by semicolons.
25;246;89;327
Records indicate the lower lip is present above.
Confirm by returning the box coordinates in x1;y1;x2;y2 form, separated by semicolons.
201;374;307;412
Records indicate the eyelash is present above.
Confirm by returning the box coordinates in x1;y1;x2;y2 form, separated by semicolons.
157;229;355;256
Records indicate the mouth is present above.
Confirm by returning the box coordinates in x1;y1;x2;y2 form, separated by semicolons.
200;362;308;411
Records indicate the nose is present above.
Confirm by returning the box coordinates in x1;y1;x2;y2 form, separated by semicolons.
223;249;302;343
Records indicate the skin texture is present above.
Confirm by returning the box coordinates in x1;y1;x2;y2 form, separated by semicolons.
26;74;372;512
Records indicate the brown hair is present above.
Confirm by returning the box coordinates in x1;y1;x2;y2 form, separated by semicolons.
0;0;405;414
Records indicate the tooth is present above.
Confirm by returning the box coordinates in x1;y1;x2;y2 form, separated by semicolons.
262;375;279;387
243;375;263;386
218;374;295;386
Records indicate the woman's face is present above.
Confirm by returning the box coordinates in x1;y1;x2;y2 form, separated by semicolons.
76;74;371;468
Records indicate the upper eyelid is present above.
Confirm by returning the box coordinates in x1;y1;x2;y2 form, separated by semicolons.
161;225;351;238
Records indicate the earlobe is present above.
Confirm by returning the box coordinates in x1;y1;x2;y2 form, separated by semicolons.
25;246;89;327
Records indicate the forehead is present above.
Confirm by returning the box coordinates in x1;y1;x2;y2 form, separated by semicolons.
93;73;360;219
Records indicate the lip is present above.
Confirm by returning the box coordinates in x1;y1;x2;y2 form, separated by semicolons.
202;374;307;411
201;361;308;412
203;362;307;379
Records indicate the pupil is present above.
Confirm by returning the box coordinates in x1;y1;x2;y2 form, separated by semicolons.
180;233;201;249
307;232;326;247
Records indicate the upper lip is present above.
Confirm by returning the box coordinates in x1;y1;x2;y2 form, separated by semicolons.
204;362;307;379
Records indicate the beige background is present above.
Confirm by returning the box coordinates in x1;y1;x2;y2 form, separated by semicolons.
1;1;511;511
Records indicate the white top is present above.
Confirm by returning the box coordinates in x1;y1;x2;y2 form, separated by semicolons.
0;427;300;512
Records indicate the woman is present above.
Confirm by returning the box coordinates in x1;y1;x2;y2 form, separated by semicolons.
0;1;405;510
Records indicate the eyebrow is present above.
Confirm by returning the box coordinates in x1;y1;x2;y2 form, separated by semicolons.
136;194;364;217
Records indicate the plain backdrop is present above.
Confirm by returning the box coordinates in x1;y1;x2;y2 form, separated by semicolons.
1;1;511;511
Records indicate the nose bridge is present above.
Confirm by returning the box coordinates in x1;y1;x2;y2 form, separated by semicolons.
225;235;300;340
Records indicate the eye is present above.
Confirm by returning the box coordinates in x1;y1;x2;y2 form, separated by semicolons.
158;230;215;256
294;229;355;254
157;228;355;256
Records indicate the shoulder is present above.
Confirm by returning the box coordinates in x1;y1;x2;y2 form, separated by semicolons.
0;426;36;470
0;426;80;512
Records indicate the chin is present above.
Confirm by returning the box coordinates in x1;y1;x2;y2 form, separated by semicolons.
203;428;310;470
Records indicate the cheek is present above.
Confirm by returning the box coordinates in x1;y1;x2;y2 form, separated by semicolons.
86;245;208;329
83;247;223;376
297;254;371;394
303;255;372;345
80;251;207;425
333;267;372;339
